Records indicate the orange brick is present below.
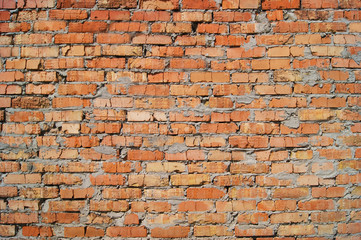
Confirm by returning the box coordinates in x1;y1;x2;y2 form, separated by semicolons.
174;12;212;21
129;58;165;70
278;225;315;236
124;214;139;225
106;226;147;238
302;0;338;8
49;9;88;19
187;188;225;199
69;22;108;32
311;22;347;32
57;0;95;8
140;0;178;9
194;225;232;236
97;33;130;44
235;227;274;237
133;11;171;21
64;227;84;238
183;0;218;9
0;225;15;236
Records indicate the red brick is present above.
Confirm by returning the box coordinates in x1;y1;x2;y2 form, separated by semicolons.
133;11;171;21
57;0;95;8
311;22;347;32
256;34;294;45
183;0;218;9
237;212;268;224
129;58;165;70
85;227;104;237
338;223;361;234
262;0;299;9
257;200;297;211
302;0;338;8
133;34;172;45
0;213;38;224
151;226;190;238
64;227;85;238
216;200;256;212
0;225;15;236
90;200;129;212
0;10;10;20
106;226;147;237
34;21;66;31
152;22;192;33
109;22;148;32
311;211;346;222
299;199;335;210
339;0;361;8
229;188;267;198
235;227;274;237
267;10;284;20
178;201;213;212
0;22;31;32
0;0;16;9
55;33;93;44
187;188;225;199
50;9;88;19
274;21;308;33
278;225;315;236
273;188;309;198
44;58;83;69
69;22;108;32
97;33;130;44
87;58;125;69
124;214;139;225
140;0;178;9
22;226;41;236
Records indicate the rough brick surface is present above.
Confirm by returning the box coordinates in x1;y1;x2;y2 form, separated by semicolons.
0;0;360;238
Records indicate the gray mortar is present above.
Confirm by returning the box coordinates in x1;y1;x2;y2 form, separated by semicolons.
300;70;322;86
94;146;117;155
283;114;300;129
255;13;272;34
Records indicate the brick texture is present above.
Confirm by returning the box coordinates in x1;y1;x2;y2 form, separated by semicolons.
0;0;360;238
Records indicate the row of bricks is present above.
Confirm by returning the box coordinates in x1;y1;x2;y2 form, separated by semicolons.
1;131;360;147
0;163;358;185
1;21;361;34
2;109;361;123
0;208;359;222
1;94;360;107
0;122;359;137
0;185;357;200
1;70;358;83
1;160;359;176
0;211;359;228
3;58;361;70
0;187;359;203
1;222;360;238
1;45;359;58
1;120;359;134
1;34;360;46
0;171;359;186
1;187;360;205
0;0;360;10
2;85;360;98
0;129;360;146
1;9;361;22
1;95;360;108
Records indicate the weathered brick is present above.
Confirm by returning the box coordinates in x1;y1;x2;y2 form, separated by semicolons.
278;225;315;236
106;226;147;237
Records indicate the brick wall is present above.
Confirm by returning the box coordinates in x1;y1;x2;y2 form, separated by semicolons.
0;0;361;238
